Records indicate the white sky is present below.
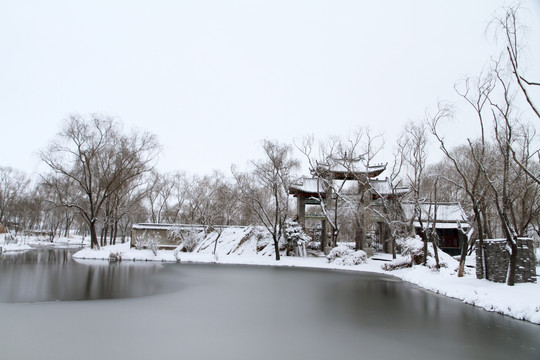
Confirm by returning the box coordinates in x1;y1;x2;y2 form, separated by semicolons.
1;0;540;178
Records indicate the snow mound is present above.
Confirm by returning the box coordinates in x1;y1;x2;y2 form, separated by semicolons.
383;236;458;271
1;243;33;252
327;245;367;266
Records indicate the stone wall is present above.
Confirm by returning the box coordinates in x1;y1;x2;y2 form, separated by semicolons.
475;238;537;283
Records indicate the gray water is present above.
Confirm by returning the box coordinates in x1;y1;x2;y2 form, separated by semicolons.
0;247;166;302
0;248;538;360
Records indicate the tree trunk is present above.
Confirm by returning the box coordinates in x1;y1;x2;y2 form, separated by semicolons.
213;231;222;255
89;221;99;249
100;226;104;247
507;237;518;286
273;234;280;261
355;212;365;251
432;232;440;270
457;236;468;277
64;215;71;237
422;233;428;266
112;220;118;245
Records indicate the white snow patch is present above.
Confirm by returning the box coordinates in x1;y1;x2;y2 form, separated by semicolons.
0;233;33;252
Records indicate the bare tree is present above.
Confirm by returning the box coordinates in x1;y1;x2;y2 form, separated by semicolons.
428;97;494;277
233;140;298;261
370;144;409;258
165;172;188;223
146;170;175;223
40;114;159;249
0;166;30;228
296;135;341;248
401;121;431;263
466;64;522;285
486;4;540;191
492;4;540;120
506;124;540;235
9;186;43;233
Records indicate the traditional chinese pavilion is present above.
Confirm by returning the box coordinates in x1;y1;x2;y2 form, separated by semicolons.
289;155;408;254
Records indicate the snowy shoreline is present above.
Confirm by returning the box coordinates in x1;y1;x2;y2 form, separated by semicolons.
71;242;540;326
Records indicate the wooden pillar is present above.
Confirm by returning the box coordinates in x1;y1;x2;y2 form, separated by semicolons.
321;219;327;253
297;196;306;228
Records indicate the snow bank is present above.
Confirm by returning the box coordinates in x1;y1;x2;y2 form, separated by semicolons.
73;242;178;262
0;233;33;252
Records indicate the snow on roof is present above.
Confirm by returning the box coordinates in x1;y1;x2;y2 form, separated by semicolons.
290;176;410;197
289;177;327;195
412;221;470;230
324;163;386;174
401;202;469;227
369;177;410;196
132;223;251;231
132;223;203;231
315;157;387;178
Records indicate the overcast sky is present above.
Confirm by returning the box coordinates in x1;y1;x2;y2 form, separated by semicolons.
1;0;540;178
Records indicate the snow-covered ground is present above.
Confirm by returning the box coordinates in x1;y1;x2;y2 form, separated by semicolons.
0;233;34;252
72;230;540;326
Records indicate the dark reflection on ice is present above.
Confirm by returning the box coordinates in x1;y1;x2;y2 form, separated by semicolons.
0;248;168;302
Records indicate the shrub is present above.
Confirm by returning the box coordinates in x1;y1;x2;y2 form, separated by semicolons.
182;232;201;252
327;245;367;266
167;226;202;253
284;221;311;256
134;232;159;256
109;252;122;262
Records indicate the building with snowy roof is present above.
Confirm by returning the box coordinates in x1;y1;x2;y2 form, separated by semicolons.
401;202;471;256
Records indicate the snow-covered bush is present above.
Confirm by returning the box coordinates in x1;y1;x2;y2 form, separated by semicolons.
327;245;367;266
167;226;184;245
182;232;201;252
109;251;122;262
284;221;311;257
397;236;426;265
167;226;202;252
306;240;321;251
134;232;159;256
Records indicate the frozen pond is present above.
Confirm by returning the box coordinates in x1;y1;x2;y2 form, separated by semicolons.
0;248;538;360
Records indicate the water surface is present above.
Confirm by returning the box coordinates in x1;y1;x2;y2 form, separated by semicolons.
0;248;537;360
0;247;166;302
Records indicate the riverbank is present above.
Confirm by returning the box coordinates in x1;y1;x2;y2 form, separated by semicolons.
72;241;540;325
